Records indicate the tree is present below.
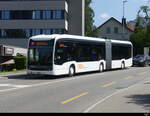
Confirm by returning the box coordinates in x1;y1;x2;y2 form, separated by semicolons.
130;5;150;56
140;5;149;18
85;0;97;37
130;29;147;55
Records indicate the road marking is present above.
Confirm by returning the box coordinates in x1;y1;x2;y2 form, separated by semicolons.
0;88;24;93
61;92;89;104
0;77;80;93
0;84;29;88
101;82;116;88
138;72;147;75
0;72;106;93
0;84;30;93
124;76;134;80
83;82;144;113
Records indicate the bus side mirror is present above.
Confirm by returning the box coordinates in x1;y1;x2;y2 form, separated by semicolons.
55;56;61;61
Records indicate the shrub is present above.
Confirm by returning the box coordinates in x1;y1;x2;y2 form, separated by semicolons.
2;64;15;71
14;56;26;70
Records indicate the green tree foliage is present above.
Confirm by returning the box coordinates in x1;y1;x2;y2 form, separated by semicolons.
130;5;150;56
85;0;97;37
140;5;149;18
130;29;147;55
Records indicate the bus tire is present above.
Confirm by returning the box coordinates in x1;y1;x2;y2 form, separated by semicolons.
69;65;75;77
144;61;148;67
99;63;104;73
121;62;125;69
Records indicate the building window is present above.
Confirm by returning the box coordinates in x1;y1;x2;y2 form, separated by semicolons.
0;29;65;38
114;27;119;34
52;10;64;19
0;29;26;38
25;29;31;38
42;29;52;35
32;11;41;19
0;10;65;20
55;29;64;34
43;10;52;19
1;11;10;20
1;30;6;37
61;10;65;19
106;27;111;34
11;11;32;19
0;11;1;19
31;29;41;36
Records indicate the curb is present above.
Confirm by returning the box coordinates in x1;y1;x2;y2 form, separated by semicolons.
0;72;26;77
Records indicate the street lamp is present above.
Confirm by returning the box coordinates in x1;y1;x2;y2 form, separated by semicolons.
122;0;127;39
123;0;127;18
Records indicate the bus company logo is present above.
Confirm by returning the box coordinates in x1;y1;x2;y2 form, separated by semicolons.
78;64;85;69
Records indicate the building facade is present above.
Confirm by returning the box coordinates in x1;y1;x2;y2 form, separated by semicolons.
97;17;134;41
0;0;85;48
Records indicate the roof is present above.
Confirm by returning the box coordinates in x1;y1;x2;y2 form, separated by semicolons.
97;17;134;32
29;34;132;45
127;25;135;31
0;59;15;65
30;34;106;42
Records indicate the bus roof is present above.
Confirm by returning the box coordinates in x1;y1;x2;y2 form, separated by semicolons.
29;34;132;45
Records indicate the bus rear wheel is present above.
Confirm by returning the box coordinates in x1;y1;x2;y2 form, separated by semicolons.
69;66;75;77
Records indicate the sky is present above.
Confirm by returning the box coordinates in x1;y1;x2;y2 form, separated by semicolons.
91;0;150;27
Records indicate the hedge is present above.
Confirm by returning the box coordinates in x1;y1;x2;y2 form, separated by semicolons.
1;64;15;71
14;56;26;70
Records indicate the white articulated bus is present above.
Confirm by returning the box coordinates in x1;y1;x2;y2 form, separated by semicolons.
27;34;133;76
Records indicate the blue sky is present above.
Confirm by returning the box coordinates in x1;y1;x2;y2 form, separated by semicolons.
91;0;150;27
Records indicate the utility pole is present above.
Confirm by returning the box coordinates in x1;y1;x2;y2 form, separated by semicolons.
123;0;127;19
122;0;127;39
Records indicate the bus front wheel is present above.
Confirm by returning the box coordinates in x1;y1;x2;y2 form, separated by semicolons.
69;65;75;77
99;63;104;73
121;62;125;69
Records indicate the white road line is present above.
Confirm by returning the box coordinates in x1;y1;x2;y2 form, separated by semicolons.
0;74;102;93
0;73;105;93
0;88;25;93
0;78;75;93
83;82;143;113
0;84;29;88
0;84;30;93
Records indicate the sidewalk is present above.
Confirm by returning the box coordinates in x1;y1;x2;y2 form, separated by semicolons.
91;79;150;113
0;71;26;77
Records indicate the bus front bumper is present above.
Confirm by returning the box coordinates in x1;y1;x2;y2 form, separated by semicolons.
27;70;55;76
27;69;67;76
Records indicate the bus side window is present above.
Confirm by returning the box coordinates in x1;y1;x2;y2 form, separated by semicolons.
98;45;105;60
55;47;63;65
91;47;97;61
65;42;75;61
55;41;75;65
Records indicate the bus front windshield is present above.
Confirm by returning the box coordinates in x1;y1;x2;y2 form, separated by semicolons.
28;39;54;70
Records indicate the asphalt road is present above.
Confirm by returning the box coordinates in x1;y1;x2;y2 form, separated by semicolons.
0;67;150;113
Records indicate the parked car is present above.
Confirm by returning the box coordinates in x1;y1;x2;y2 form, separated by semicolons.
133;55;150;67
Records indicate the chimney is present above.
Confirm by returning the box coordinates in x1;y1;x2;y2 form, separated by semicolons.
122;18;126;26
